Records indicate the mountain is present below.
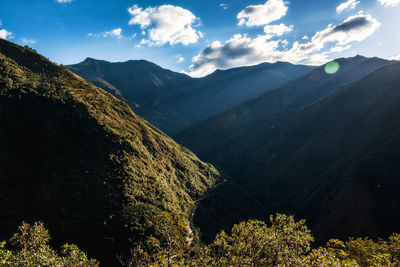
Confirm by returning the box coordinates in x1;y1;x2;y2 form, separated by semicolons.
68;59;314;134
67;57;192;101
176;56;391;161
176;56;399;242
0;39;263;265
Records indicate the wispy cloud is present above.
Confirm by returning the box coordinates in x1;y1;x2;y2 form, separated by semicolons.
220;3;229;10
176;55;185;63
128;4;202;46
378;0;400;7
56;0;72;3
337;0;360;13
20;38;36;45
88;28;123;39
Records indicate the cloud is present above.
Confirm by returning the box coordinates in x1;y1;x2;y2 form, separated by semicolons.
176;55;185;63
391;54;400;60
378;0;400;7
103;28;122;39
20;38;36;45
0;29;12;40
128;4;202;46
237;0;288;27
56;0;72;3
330;45;352;53
88;28;123;39
337;0;360;13
263;23;293;36
220;3;229;10
187;13;380;77
296;13;380;54
187;33;328;77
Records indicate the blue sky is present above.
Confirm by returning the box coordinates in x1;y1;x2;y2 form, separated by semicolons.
0;0;399;76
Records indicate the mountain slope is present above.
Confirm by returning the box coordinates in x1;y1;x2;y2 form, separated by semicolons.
0;40;228;264
249;61;400;242
176;56;391;162
67;57;191;102
69;59;314;134
176;57;399;242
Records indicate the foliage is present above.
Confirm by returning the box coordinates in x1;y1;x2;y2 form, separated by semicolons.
123;212;189;266
0;222;98;267
0;241;12;265
123;212;400;267
0;38;222;264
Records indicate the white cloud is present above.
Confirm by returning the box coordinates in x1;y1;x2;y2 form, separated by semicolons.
187;13;380;77
103;28;122;39
330;45;352;53
128;4;202;46
220;3;229;10
337;0;360;13
177;55;185;63
56;0;72;3
237;0;288;27
281;39;289;47
187;33;328;77
0;29;12;40
302;35;309;40
20;38;36;45
296;13;380;54
378;0;400;7
263;23;293;36
88;28;123;39
391;54;400;60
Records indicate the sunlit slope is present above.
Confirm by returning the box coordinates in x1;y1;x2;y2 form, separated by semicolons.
0;39;222;264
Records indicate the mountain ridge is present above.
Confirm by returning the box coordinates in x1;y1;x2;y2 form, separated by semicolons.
68;58;315;134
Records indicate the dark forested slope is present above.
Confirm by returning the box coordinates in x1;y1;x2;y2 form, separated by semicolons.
177;57;400;242
69;59;313;134
0;39;236;265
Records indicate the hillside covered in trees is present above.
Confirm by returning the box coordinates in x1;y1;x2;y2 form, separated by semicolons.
0;39;264;265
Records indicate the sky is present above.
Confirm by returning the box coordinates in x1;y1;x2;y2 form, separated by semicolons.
0;0;400;77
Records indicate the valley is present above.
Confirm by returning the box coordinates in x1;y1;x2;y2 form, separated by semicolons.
0;39;399;266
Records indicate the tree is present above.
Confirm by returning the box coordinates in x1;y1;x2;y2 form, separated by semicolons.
1;222;98;267
192;214;313;266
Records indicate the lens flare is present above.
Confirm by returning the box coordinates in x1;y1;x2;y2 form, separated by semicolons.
324;61;340;74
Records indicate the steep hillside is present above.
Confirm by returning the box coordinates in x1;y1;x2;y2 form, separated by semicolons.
176;56;391;161
177;57;400;242
69;59;313;134
0;40;228;265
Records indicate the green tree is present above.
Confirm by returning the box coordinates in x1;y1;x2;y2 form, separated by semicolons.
125;211;189;267
192;214;313;266
1;222;98;267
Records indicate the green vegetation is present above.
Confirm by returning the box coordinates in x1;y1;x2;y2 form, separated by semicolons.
0;222;98;266
0;39;223;264
123;213;400;267
3;214;399;266
176;56;400;243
